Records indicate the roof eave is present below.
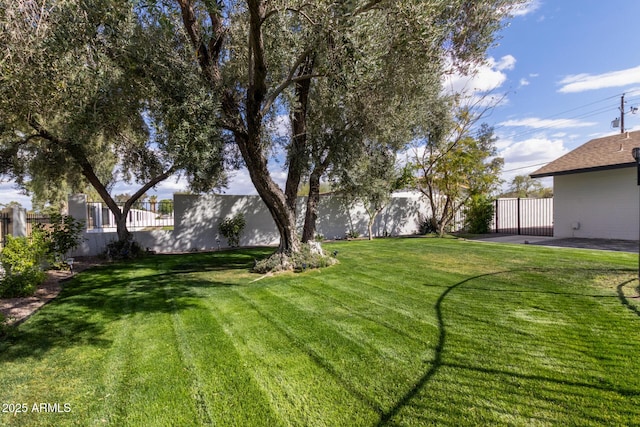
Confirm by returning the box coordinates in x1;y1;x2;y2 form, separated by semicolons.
530;162;636;178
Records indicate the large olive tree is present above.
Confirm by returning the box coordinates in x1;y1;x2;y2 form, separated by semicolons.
0;1;227;242
163;0;524;257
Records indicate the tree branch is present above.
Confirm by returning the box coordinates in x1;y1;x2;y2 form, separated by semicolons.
246;0;268;134
352;0;385;16
123;165;176;213
175;0;220;84
27;116;122;220
263;6;316;26
261;46;316;116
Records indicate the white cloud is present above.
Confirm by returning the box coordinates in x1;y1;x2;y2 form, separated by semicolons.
0;182;31;209
266;114;291;139
445;55;516;94
499;117;597;129
508;0;542;17
498;136;569;185
558;65;640;93
519;78;530;87
501;137;568;164
496;55;516;71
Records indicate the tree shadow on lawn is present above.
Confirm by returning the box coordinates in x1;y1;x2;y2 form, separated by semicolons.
617;278;640;318
377;267;639;426
0;249;269;362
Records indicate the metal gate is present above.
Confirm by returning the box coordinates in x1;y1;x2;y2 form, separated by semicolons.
493;198;553;237
0;212;10;248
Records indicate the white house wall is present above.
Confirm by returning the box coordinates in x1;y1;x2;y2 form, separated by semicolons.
553;167;639;240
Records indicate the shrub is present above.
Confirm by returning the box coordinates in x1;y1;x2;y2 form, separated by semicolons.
0;312;9;338
465;195;495;234
253;243;337;274
34;214;85;268
346;230;360;239
419;216;437;234
105;238;144;260
218;213;246;247
0;233;48;297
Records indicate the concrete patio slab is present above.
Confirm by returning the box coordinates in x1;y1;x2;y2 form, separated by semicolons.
468;234;638;253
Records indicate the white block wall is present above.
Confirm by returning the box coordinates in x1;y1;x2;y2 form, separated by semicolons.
70;193;432;256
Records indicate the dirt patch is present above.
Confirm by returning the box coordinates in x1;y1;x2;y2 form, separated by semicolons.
0;257;107;326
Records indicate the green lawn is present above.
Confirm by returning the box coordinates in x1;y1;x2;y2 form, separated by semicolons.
1;238;639;426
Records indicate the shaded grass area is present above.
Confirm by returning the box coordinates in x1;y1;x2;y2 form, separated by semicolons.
1;239;640;426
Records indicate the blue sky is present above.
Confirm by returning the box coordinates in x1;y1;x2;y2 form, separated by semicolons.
486;0;640;185
2;0;640;209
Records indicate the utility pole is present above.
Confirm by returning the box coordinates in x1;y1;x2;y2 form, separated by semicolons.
612;93;638;132
621;93;625;134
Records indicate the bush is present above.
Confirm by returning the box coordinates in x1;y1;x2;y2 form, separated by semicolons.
105;238;144;260
419;216;437;234
346;230;360;239
34;214;85;268
0;233;48;298
253;243;337;274
465;195;495;234
218;213;246;247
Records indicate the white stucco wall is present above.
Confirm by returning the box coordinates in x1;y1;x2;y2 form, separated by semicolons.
553;167;639;240
70;193;431;256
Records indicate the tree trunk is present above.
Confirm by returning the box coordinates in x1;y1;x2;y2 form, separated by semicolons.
115;212;131;242
235;131;300;254
179;1;302;257
284;55;314;215
302;167;322;243
366;208;382;240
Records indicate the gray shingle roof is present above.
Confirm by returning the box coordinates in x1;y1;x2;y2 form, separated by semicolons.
530;131;640;178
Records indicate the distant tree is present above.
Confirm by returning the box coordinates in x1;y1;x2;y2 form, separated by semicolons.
501;175;552;198
0;201;23;210
413;101;503;237
149;195;159;213
158;200;173;216
335;147;414;240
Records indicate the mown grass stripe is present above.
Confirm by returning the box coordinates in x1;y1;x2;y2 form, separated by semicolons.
169;295;285;426
235;285;433;415
202;287;380;426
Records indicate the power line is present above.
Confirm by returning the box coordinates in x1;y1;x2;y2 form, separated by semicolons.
502;162;549;173
495;91;640;140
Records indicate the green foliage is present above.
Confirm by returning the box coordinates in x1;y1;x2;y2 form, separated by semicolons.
501;175;553;198
465;195;495;234
414;111;503;236
0;233;48;297
34;214;85;267
0;0;227;229
346;230;361;239
334;147;409;240
218;213;246;248
419;216;438;235
158;199;173;216
105;239;144;261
